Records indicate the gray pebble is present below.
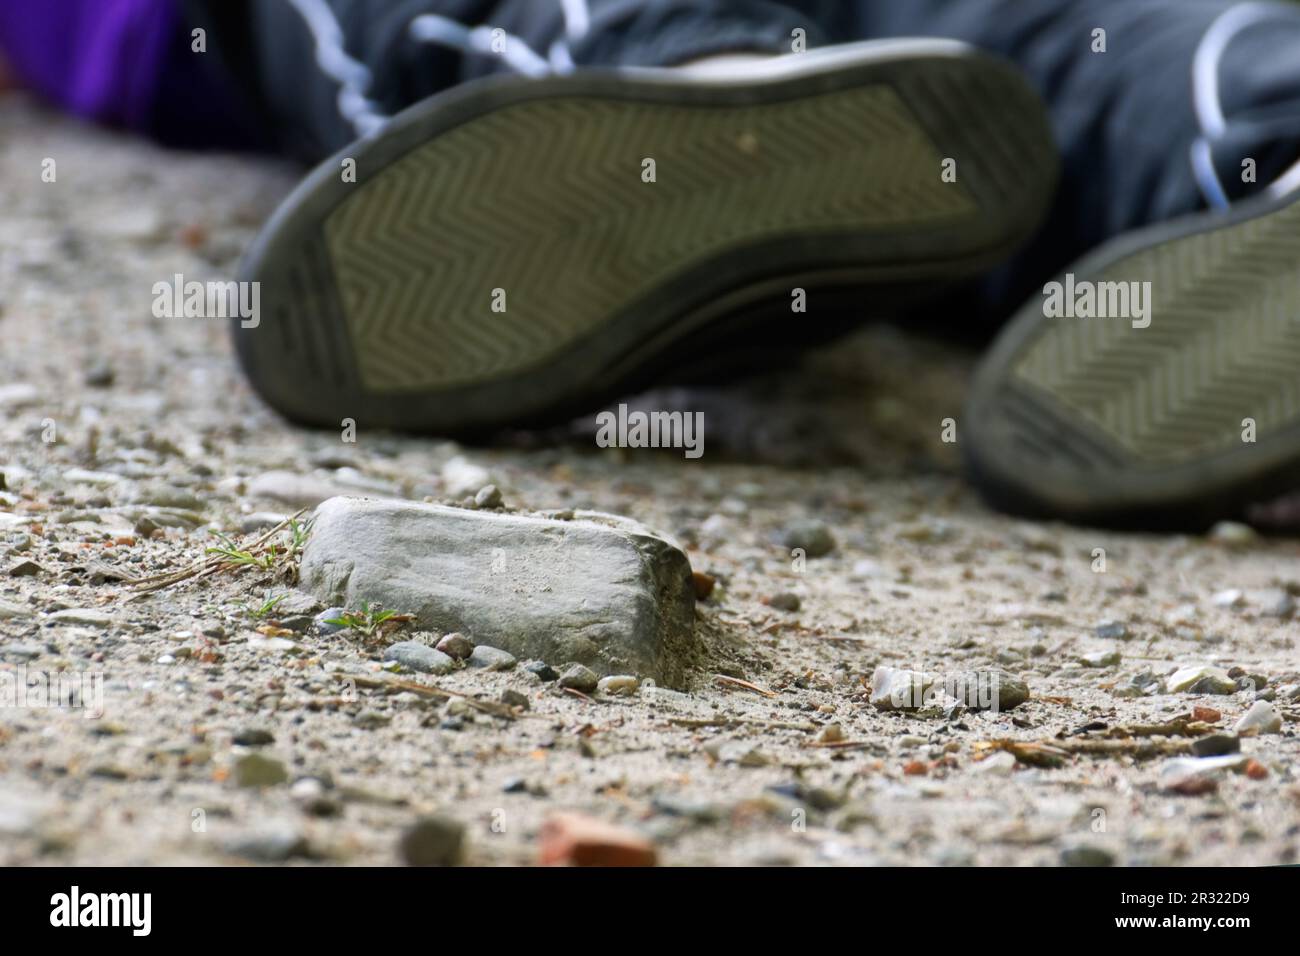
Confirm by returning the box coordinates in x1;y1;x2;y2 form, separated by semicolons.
943;669;1030;712
1167;665;1236;695
781;520;835;558
84;361;115;388
768;592;801;612
1188;676;1238;695
399;816;464;866
1060;844;1115;867
558;664;599;693
384;641;455;675
1094;620;1129;640
133;516;160;537
353;710;391;729
501;689;530;710
8;559;43;578
234;753;288;788
232;728;275;747
467;645;516;671
523;660;559;682
474;484;503;509
1190;734;1240;757
1079;650;1121;668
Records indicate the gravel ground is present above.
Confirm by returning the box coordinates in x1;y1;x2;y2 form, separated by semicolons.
2;97;1299;867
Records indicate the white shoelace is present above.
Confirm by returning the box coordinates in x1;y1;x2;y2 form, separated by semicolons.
286;0;592;139
1190;1;1300;209
408;15;552;76
284;0;390;138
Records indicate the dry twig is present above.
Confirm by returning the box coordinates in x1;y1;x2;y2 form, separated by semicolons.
713;675;776;697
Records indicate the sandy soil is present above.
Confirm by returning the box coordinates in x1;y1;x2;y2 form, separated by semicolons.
1;98;1298;867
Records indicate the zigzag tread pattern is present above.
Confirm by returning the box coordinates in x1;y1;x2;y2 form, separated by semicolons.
1013;200;1300;464
324;86;980;392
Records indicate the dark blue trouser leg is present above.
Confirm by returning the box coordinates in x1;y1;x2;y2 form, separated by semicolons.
793;0;1300;308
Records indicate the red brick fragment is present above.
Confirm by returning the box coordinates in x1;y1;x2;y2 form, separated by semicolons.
538;812;657;867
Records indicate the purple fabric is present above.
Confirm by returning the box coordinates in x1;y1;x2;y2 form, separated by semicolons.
0;0;181;132
0;0;270;150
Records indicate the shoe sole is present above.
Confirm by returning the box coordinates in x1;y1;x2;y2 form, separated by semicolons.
235;40;1057;435
966;188;1300;529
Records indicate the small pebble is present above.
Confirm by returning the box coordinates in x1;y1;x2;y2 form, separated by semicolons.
290;778;326;802
7;559;43;578
1060;844;1115;867
436;632;473;659
870;667;934;711
943;669;1030;712
1079;650;1121;668
474;484;503;509
1166;665;1236;695
523;660;559;682
445;699;474;717
384;641;455;675
232;728;275;747
781;519;835;558
817;723;845;744
596;674;638;696
399;816;465;866
1233;700;1282;735
1094;620;1129;641
1190;733;1240;757
691;571;716;601
353;710;391;729
1211;588;1244;608
1159;754;1249;793
226;827;311;863
466;645;516;671
558;664;599;693
500;689;530;710
1208;521;1257;547
234;753;288;788
767;592;801;612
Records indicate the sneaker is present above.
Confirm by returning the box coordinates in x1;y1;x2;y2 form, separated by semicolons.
236;37;1056;434
965;186;1300;529
966;0;1300;530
